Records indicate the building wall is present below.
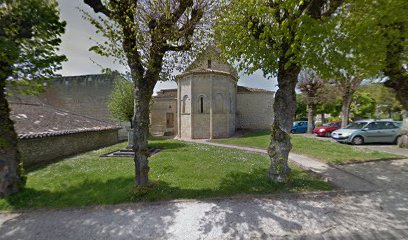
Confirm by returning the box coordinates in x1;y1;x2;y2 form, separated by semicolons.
179;77;192;139
179;73;236;139
150;98;177;136
18;130;119;167
38;74;118;121
236;92;274;130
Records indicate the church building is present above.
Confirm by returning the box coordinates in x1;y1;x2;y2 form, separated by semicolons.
150;48;275;139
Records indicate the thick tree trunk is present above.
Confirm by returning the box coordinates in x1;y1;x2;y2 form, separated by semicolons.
132;87;152;186
397;111;408;148
0;80;23;197
132;85;153;186
307;104;315;133
267;64;300;183
341;93;353;128
383;22;408;148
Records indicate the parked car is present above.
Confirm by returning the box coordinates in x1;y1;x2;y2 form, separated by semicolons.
313;121;341;137
291;121;314;133
331;120;402;145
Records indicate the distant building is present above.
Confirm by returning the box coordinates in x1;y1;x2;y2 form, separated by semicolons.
150;47;275;139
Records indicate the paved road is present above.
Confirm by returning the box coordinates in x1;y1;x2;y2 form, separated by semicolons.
300;134;408;157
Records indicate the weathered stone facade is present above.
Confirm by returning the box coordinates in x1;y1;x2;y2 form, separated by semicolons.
150;89;178;136
150;48;275;139
19;130;118;167
236;88;275;130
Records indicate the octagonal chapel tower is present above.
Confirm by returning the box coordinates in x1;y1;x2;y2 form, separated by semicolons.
176;47;238;139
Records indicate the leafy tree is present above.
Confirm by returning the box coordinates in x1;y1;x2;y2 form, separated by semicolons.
108;77;134;128
350;91;376;120
295;94;307;120
216;0;348;182
0;0;66;196
83;0;214;186
378;1;408;147
297;69;323;133
315;84;342;123
359;84;402;119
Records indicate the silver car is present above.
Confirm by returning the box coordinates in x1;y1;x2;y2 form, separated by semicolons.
331;120;402;145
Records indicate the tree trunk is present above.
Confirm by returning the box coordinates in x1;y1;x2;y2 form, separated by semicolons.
132;85;153;186
321;113;325;124
397;111;408;148
341;93;353;128
267;64;300;183
383;22;408;148
0;80;23;197
307;103;315;133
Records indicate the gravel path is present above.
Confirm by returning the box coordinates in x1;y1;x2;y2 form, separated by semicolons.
0;189;407;239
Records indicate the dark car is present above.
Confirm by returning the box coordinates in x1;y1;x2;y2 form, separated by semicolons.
291;121;314;133
313;121;341;137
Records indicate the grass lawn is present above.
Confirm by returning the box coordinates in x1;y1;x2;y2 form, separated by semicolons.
0;139;332;211
212;131;402;165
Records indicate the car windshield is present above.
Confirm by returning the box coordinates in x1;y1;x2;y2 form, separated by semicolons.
322;123;331;127
346;122;367;129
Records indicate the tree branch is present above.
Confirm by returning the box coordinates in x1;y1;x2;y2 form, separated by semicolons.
84;0;111;17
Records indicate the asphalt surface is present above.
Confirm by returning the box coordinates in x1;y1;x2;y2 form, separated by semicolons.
301;133;408;157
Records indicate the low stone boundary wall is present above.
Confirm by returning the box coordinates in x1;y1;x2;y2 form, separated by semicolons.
18;129;119;167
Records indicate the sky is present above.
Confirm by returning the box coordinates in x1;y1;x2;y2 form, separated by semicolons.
56;0;278;93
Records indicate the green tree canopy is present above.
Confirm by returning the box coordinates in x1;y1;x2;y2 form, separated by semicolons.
108;77;134;127
350;91;376;120
84;0;214;186
0;0;66;197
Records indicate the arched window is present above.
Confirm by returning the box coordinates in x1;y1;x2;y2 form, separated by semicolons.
200;96;204;113
229;94;233;113
182;95;190;114
197;94;208;114
215;93;224;113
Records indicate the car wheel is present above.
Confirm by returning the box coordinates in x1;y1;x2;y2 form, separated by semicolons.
290;130;295;134
352;136;364;145
395;136;401;145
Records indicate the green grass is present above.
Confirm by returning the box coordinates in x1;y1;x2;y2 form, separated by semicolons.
213;131;402;165
0;139;332;211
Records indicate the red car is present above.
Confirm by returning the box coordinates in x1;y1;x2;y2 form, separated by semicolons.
313;121;341;137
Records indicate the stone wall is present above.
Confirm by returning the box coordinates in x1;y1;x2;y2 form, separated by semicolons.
236;92;274;130
38;74;119;121
178;72;237;139
18;130;119;167
150;98;177;136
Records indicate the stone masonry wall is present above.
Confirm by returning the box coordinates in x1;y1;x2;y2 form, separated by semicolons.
236;92;274;130
18;130;119;167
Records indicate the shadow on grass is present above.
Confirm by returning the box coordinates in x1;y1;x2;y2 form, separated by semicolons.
1;168;331;210
148;140;189;151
